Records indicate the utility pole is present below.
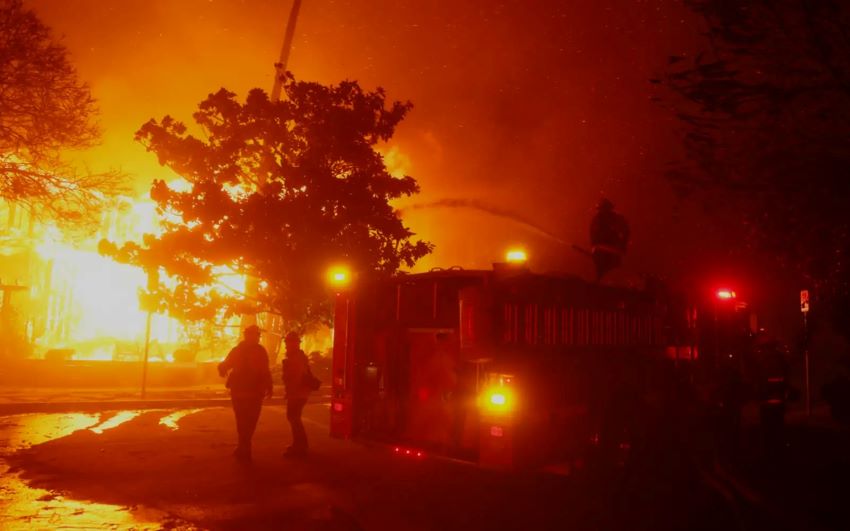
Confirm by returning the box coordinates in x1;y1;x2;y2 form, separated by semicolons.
243;0;302;344
270;0;302;102
141;268;158;399
141;309;152;399
804;312;810;416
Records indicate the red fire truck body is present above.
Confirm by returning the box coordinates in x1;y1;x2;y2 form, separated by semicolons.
329;263;747;468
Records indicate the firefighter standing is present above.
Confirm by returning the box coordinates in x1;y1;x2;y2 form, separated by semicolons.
282;331;312;457
589;198;630;281
218;324;273;462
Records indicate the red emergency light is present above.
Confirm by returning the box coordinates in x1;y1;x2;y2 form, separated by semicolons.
716;289;736;300
393;446;425;459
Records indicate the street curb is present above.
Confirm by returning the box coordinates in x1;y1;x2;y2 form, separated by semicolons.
0;394;331;416
0;398;245;415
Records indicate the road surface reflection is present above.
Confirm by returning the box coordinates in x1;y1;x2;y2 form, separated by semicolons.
90;410;142;434
0;411;193;530
0;412;99;455
159;408;203;430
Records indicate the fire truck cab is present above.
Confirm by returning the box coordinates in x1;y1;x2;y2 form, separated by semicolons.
329;259;726;469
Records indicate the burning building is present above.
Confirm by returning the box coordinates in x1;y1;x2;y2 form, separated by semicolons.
0;192;334;369
0;196;222;363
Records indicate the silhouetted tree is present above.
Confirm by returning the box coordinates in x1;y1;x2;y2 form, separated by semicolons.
658;0;850;332
101;75;431;326
0;0;121;221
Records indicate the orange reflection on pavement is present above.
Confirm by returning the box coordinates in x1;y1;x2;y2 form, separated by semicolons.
158;409;202;431
0;413;100;455
0;413;177;530
0;466;164;531
90;411;141;434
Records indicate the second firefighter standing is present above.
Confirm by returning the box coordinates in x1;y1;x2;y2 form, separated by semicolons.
282;331;316;457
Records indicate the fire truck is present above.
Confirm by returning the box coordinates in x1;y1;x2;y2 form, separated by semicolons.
328;255;757;469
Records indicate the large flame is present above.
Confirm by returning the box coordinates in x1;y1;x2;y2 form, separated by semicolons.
2;181;334;363
29;194;191;361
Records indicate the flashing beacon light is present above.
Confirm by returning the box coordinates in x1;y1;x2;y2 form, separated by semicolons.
506;249;528;264
716;289;736;300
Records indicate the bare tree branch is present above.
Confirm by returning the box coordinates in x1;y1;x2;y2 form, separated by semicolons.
0;0;125;223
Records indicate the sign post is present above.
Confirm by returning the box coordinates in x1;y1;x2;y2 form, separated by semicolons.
801;290;811;417
141;268;158;400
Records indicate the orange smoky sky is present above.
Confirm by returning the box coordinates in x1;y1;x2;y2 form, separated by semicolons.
29;0;706;278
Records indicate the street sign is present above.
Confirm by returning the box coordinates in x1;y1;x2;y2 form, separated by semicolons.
801;289;810;313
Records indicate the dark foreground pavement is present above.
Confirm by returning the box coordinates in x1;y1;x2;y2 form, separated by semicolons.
720;413;850;531
5;403;844;531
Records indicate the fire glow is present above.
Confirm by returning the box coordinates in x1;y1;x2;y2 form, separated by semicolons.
28;196;187;361
3;180;247;362
3;180;333;362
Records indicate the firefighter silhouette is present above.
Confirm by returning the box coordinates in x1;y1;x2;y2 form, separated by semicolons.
589;199;630;281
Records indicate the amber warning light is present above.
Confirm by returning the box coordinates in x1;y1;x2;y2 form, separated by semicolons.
480;375;516;415
505;249;527;263
327;266;351;288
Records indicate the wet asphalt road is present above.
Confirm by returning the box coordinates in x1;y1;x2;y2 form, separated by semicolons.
0;410;195;530
1;403;834;531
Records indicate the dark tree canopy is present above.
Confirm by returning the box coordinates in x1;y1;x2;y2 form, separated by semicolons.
102;75;431;325
659;0;850;323
0;0;120;220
